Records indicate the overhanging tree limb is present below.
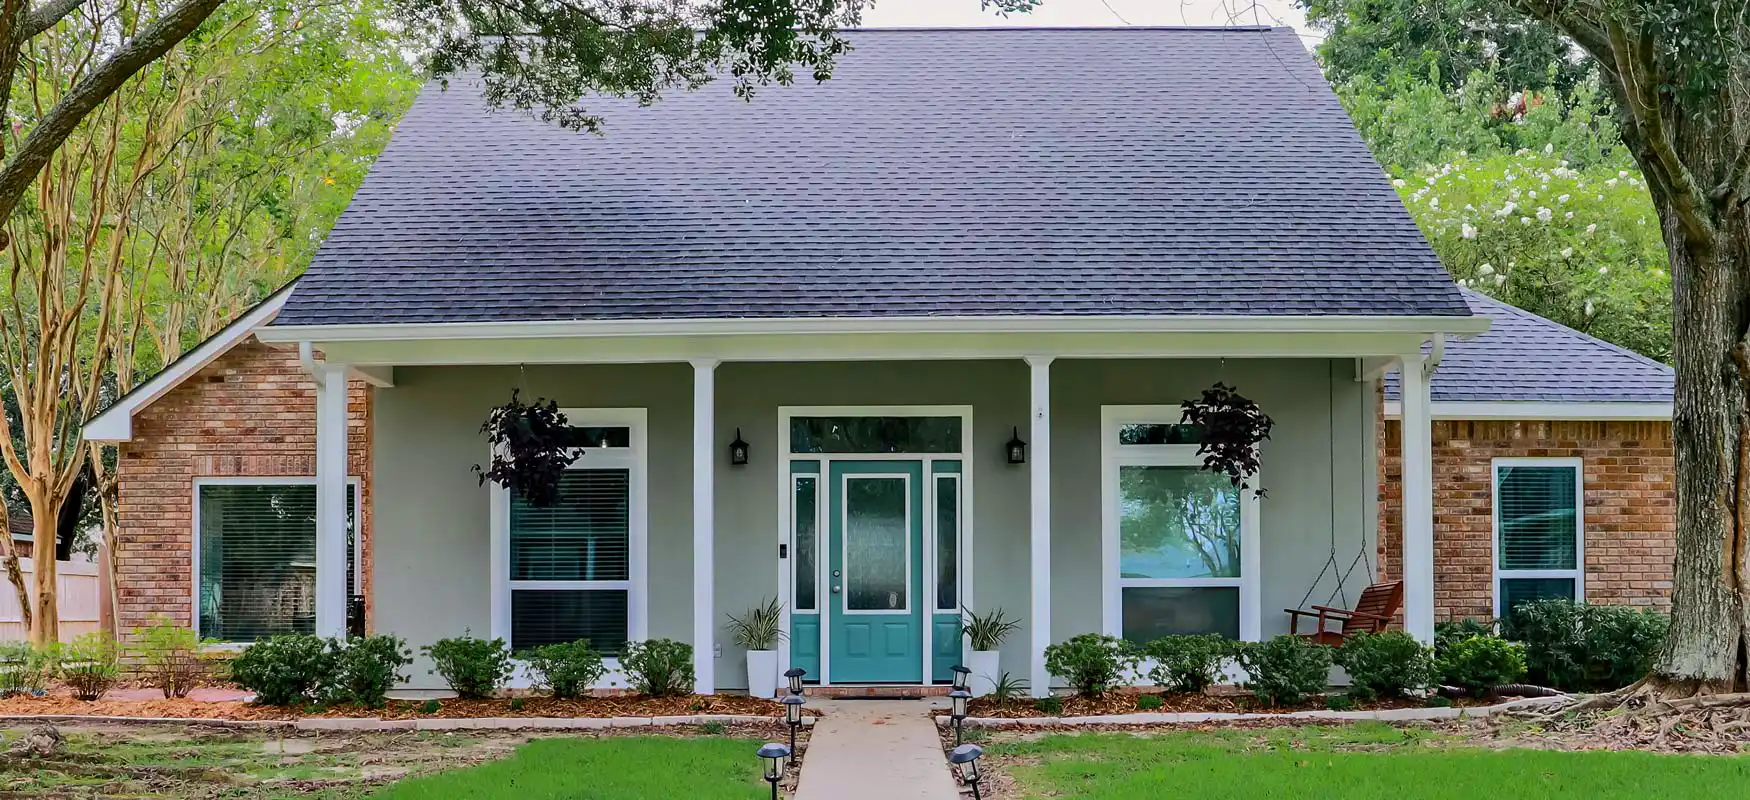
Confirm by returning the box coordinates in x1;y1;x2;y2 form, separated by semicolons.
1601;16;1718;249
0;0;223;246
23;0;83;37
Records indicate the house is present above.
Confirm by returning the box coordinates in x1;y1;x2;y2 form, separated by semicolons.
88;26;1502;696
1377;290;1675;622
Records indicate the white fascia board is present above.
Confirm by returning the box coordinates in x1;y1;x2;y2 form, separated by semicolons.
1382;400;1673;421
84;288;291;443
255;312;1491;344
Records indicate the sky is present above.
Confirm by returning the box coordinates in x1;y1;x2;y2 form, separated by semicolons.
859;0;1319;44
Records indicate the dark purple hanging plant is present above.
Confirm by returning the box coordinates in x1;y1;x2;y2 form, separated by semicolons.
1180;382;1274;498
474;389;577;507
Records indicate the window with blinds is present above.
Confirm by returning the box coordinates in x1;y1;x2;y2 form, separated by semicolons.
1494;461;1582;615
508;468;632;655
196;482;356;643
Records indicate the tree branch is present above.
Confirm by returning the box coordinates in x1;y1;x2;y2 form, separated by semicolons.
1714;137;1750;207
1603;16;1718;249
22;0;82;37
0;0;223;244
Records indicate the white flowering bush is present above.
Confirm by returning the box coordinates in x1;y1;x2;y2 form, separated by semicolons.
1395;150;1671;361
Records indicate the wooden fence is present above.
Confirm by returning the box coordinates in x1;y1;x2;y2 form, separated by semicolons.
0;557;103;641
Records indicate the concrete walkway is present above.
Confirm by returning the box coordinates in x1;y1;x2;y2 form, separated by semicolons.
795;700;959;800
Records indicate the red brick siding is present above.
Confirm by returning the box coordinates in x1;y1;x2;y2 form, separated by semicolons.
114;339;371;641
1378;419;1675;621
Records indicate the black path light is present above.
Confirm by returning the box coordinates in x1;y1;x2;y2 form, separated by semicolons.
949;664;971;692
757;742;791;800
948;688;972;746
785;667;807;696
781;693;806;760
949;743;986;800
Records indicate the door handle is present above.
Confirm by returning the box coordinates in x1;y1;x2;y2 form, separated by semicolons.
832;585;842;594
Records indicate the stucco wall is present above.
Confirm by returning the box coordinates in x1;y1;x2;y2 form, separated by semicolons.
371;358;1372;689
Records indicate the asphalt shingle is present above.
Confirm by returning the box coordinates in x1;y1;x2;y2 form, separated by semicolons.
1385;290;1672;404
275;27;1470;327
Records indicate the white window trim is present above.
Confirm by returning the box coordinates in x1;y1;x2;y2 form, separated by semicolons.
489;407;649;690
1492;456;1585;618
1099;406;1262;643
191;476;363;647
775;405;974;686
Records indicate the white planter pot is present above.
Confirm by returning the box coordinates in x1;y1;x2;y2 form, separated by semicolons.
746;650;779;698
968;649;1001;697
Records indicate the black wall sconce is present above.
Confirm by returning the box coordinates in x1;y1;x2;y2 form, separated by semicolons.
729;428;750;466
1005;427;1027;465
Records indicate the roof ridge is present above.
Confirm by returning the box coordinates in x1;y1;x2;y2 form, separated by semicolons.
1460;288;1670;371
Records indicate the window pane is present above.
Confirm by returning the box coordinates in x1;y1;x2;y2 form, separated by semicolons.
794;477;818;611
1500;578;1577;614
1497;465;1578;571
511;589;629;655
198;484;354;643
555;426;630;449
1119;466;1241;579
790;417;961;454
1118;424;1202;445
844;477;909;611
511;470;630;581
936;477;958;611
1121;586;1240;642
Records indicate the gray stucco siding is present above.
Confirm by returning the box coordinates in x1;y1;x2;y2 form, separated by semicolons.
371;358;1375;690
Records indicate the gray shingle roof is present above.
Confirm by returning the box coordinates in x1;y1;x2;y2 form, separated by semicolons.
275;27;1470;327
1385;290;1672;404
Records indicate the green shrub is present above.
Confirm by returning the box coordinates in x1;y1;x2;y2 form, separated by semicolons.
132;617;216;699
508;697;526;712
961;607;1022;652
0;641;53;696
1434;618;1493;657
423;635;512;699
1502;599;1666;691
1140;634;1232;694
1135;693;1164;710
329;635;412;708
523;640;606;699
59;632;120;701
1033;695;1063;715
229;634;333;706
989;671;1029;704
1236;635;1332;707
1425;695;1454;708
1335;631;1433;701
418;698;441;714
1325;693;1358;711
1437;635;1526;697
621;639;694;697
1043;634;1135;697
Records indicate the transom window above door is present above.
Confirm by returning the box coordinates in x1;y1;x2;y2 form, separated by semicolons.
789;416;962;454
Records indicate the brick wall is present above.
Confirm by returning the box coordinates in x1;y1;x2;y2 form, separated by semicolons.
114;339;371;640
1378;419;1675;621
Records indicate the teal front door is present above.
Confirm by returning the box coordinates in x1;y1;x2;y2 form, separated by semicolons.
827;460;924;683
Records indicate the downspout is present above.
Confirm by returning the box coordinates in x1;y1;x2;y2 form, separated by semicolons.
298;341;326;388
1424;333;1446;378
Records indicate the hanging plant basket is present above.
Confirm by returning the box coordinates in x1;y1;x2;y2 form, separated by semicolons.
474;389;578;507
1180;382;1274;498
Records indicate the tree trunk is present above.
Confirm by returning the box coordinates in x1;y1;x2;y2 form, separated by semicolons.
28;494;57;645
1653;201;1750;694
2;551;28;631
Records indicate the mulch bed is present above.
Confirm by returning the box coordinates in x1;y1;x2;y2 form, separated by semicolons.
0;691;793;721
967;690;1490;718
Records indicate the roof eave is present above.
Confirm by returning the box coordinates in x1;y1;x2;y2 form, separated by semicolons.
1382;400;1673;421
258;313;1489;344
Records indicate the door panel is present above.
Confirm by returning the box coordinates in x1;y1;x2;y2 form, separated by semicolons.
829;460;923;683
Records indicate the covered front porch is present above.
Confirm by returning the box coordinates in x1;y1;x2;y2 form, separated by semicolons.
272;326;1453;696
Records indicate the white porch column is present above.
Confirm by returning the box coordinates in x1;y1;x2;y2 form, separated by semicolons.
1025;356;1053;697
314;362;350;638
1398;353;1436;642
691;359;718;694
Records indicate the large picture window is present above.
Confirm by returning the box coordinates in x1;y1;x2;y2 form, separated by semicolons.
1102;408;1260;644
195;479;358;643
1494;459;1583;616
493;409;646;663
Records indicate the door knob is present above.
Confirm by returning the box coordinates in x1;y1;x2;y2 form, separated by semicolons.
832;585;842;594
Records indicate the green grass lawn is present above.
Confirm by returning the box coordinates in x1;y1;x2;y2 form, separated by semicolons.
369;736;773;800
996;722;1750;799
